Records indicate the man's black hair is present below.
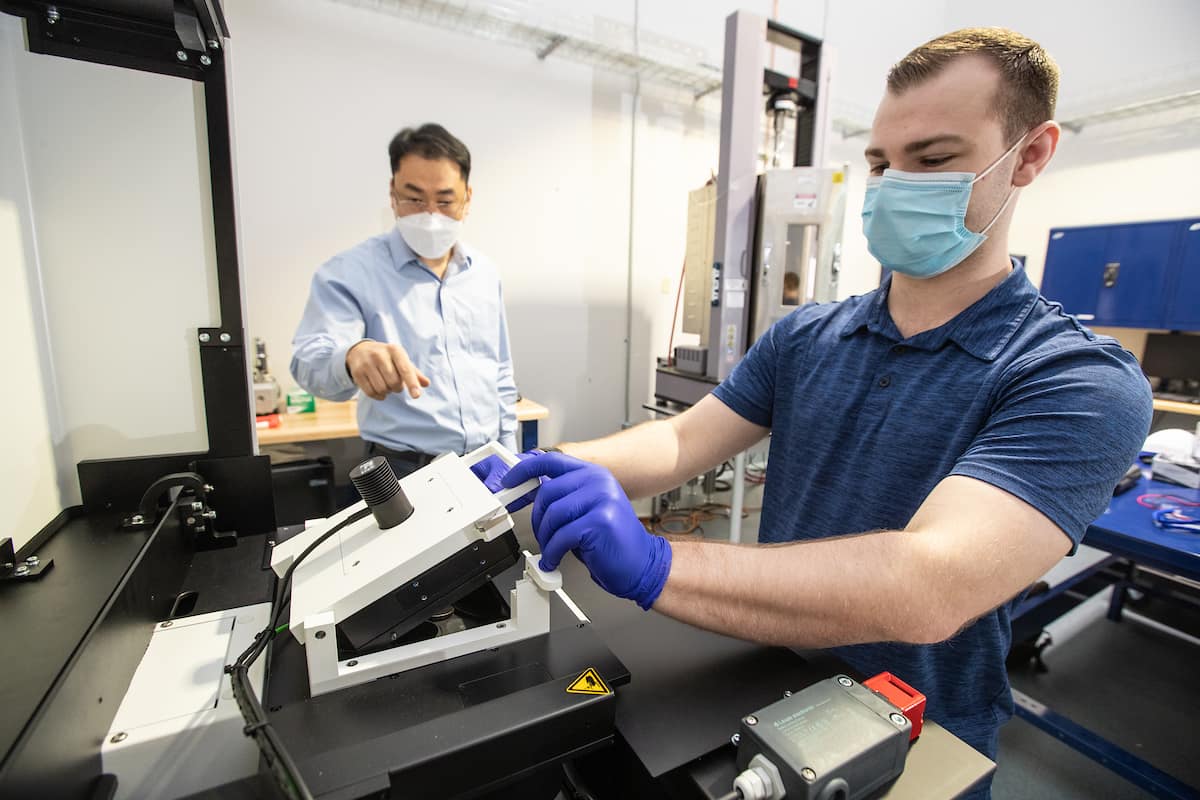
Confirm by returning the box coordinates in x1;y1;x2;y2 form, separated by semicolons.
388;123;471;183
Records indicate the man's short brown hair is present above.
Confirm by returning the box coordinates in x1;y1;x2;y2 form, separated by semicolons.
887;27;1059;143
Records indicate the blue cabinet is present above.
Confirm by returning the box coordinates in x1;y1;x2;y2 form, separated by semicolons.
1040;227;1108;321
1164;221;1200;329
1040;218;1200;331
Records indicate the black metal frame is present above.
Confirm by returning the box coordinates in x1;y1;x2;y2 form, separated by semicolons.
1;0;255;466
765;18;823;169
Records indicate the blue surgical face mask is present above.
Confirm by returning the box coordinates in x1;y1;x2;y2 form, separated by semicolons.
861;134;1026;279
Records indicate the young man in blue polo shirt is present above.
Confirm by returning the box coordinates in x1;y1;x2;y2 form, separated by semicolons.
484;28;1152;795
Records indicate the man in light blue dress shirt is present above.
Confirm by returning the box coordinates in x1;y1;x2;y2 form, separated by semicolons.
291;124;517;478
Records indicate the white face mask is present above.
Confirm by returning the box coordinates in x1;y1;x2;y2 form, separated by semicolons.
395;212;462;259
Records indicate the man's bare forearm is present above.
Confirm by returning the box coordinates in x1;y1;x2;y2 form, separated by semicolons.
559;420;688;499
653;531;953;648
557;395;769;500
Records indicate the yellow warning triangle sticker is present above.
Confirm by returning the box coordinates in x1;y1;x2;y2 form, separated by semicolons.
566;667;610;695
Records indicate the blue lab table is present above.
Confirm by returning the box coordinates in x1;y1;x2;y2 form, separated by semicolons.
1085;464;1200;593
1013;463;1200;799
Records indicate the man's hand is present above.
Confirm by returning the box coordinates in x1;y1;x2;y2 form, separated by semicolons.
346;340;431;401
470;452;538;511
502;453;672;610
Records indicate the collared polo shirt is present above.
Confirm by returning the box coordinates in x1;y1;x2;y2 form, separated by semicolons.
712;262;1151;762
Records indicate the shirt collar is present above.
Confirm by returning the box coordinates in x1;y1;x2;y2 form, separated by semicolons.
386;225;473;277
839;259;1039;361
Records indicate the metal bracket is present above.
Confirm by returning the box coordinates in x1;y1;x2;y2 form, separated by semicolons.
119;471;211;530
0;538;53;582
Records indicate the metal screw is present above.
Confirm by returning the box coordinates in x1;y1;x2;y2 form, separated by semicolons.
801;768;816;782
889;713;907;726
199;332;210;343
420;595;427;601
730;733;741;746
219;332;231;343
347;660;358;667
479;560;486;566
176;50;187;62
47;7;59;24
110;732;127;744
412;581;420;588
160;621;173;628
207;39;220;49
837;676;853;687
186;516;196;525
314;630;326;639
472;544;479;551
783;690;792;697
745;715;758;726
25;556;39;566
14;564;29;575
199;54;211;66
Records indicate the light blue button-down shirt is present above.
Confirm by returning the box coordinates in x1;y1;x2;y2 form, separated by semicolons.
290;227;517;455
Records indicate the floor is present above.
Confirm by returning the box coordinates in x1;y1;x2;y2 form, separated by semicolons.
643;463;1200;799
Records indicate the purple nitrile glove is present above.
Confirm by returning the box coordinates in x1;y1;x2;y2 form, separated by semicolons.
500;452;672;610
469;451;539;512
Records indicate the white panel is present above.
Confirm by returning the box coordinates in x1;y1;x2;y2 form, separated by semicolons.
14;43;218;503
112;616;232;729
104;604;269;800
0;17;63;546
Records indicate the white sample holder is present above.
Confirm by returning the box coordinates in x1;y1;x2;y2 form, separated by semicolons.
270;441;560;697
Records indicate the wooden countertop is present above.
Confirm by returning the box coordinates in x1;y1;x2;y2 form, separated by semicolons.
1153;398;1200;417
257;397;549;446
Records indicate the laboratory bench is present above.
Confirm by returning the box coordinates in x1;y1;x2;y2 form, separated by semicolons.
257;396;550;451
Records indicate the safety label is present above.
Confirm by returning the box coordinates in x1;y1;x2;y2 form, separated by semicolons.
566;668;610;695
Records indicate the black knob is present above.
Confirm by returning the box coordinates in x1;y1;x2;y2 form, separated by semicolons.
349;457;414;529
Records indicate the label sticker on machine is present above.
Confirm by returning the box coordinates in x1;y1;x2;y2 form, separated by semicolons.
792;175;819;209
566;668;610;695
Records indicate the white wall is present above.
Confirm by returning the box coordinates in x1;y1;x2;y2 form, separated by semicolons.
227;0;728;443
228;0;617;443
1009;146;1200;359
2;14;221;523
228;0;968;443
1012;147;1200;288
3;0;1195;542
0;17;61;549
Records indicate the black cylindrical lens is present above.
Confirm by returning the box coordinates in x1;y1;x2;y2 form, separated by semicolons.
349;457;414;529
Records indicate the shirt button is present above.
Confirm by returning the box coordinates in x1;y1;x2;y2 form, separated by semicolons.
878;376;892;388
